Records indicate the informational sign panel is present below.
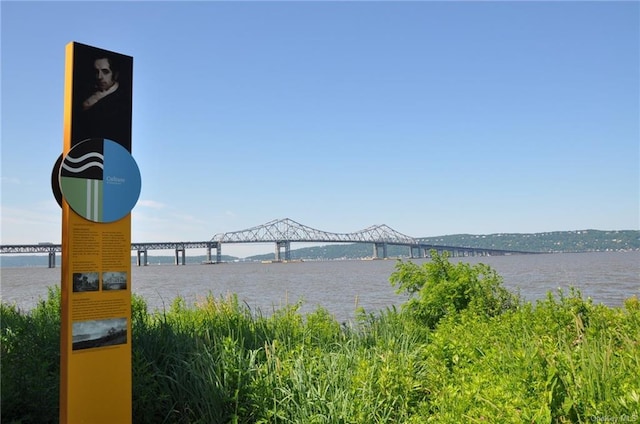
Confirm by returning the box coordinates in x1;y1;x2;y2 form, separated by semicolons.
54;42;138;424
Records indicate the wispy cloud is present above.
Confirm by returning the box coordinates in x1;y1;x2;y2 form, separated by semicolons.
1;205;59;224
137;199;167;209
131;210;169;224
0;205;60;243
169;212;209;226
0;176;23;185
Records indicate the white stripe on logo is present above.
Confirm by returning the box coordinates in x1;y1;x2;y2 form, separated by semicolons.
86;179;92;218
93;179;99;221
85;179;100;221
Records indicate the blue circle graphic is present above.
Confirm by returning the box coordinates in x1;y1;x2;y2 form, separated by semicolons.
59;138;141;223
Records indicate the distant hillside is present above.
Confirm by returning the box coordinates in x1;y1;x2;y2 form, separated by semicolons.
1;230;637;267
419;230;639;254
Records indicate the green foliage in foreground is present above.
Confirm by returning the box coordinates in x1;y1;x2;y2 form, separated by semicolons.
2;253;639;423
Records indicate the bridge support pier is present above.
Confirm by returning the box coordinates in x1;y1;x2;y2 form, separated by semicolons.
373;242;388;259
275;241;291;261
409;245;423;259
48;250;56;268
137;249;148;266
175;247;186;265
205;242;222;264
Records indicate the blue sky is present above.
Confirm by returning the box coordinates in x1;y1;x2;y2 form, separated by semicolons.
1;1;638;256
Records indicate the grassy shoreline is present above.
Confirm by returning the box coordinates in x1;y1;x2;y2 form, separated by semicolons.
2;254;639;423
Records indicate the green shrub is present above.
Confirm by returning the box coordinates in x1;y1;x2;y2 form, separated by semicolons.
389;251;519;328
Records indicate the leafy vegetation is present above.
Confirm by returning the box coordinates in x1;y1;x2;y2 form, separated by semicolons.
389;252;519;328
2;252;639;423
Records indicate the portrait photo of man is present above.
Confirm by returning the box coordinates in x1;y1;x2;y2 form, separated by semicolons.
72;43;133;151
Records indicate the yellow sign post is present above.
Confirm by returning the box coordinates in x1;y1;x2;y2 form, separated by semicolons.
54;42;138;424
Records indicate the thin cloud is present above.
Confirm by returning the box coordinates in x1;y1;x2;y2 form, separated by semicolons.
137;199;167;209
1;206;59;225
131;210;170;224
0;176;22;185
169;212;209;226
0;206;60;244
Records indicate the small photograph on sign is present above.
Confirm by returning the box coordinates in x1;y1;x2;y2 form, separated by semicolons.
72;317;127;351
72;272;99;292
102;271;127;290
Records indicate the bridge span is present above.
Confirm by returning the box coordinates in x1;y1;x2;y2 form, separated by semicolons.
1;218;537;267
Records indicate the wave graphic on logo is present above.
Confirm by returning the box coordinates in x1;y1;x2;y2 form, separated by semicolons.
61;152;104;179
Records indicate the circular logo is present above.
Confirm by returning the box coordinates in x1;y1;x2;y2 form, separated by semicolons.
59;138;141;223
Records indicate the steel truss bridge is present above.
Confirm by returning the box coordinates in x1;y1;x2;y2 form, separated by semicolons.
1;218;536;267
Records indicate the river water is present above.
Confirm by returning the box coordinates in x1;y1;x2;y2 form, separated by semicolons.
1;252;638;322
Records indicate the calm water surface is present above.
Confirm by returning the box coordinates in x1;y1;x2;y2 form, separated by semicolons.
2;252;638;322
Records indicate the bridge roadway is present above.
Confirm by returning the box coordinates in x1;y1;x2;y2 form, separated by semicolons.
0;218;537;267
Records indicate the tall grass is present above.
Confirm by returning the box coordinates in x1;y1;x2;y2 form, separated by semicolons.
2;256;639;423
1;287;60;423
